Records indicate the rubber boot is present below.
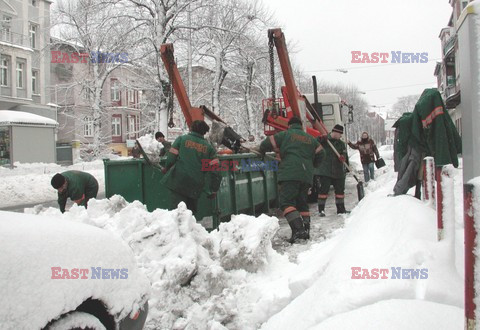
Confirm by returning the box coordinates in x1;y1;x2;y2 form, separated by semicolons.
286;211;308;243
336;202;350;214
302;215;311;239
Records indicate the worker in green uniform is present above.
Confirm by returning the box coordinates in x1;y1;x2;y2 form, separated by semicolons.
162;120;222;214
260;117;324;243
156;131;172;156
51;171;99;213
316;124;349;216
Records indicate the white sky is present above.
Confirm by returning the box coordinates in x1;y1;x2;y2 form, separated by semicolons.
262;0;452;111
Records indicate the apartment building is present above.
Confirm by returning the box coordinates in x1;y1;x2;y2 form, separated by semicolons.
1;0;56;165
0;0;53;116
50;41;142;158
434;0;471;136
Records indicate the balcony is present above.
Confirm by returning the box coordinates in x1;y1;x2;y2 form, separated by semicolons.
0;29;31;49
445;84;460;109
443;34;457;57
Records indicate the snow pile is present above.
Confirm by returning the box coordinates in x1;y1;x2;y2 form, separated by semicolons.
29;198;291;329
261;173;463;329
19;150;465;329
136;134;163;162
214;214;279;272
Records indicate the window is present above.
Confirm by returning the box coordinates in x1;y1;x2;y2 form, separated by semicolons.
462;0;469;10
29;24;37;49
1;16;12;42
127;115;137;138
0;57;8;86
321;104;334;116
32;70;38;94
16;62;24;89
31;0;38;6
111;80;120;101
112;116;121;136
84;116;94;137
128;89;135;103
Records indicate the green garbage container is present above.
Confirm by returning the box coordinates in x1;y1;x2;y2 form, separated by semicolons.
103;153;279;230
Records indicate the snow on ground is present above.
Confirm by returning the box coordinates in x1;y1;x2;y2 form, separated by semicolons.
0;159;120;208
27;199;297;329
310;299;463;330
16;145;465;329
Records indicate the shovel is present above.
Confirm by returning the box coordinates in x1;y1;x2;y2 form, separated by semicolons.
326;139;365;201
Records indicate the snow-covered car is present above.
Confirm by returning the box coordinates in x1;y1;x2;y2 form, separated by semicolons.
0;211;150;330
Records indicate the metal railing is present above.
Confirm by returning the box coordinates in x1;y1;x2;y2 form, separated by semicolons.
445;84;458;99
443;34;456;56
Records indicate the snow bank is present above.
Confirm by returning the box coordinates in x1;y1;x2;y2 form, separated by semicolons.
309;299;463;330
14;150;465;329
0;160;106;208
29;198;295;329
261;176;463;329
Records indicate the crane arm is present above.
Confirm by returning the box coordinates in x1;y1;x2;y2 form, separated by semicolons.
160;43;225;128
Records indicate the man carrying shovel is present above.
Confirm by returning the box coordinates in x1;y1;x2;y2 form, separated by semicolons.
316;124;350;216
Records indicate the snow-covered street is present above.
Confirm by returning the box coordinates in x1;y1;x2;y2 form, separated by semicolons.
0;147;466;329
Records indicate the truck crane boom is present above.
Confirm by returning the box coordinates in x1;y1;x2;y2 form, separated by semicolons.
267;28;329;136
160;43;243;153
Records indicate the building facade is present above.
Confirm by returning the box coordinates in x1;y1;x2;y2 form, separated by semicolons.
434;0;472;136
50;41;142;158
1;0;56;166
0;0;53;117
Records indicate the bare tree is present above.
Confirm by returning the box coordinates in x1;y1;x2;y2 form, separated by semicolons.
391;94;421;117
193;0;267;117
121;0;203;136
53;0;142;157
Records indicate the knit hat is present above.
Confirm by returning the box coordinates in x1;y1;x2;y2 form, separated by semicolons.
332;124;344;134
191;120;210;135
288;116;302;126
51;173;66;189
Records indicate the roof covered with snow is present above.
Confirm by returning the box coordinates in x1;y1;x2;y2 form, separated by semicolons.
0;110;58;127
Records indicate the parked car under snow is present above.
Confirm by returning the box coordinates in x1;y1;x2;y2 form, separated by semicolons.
0;211;150;330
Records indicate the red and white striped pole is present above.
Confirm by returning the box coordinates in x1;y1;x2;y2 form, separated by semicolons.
423;157;436;205
464;182;476;330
